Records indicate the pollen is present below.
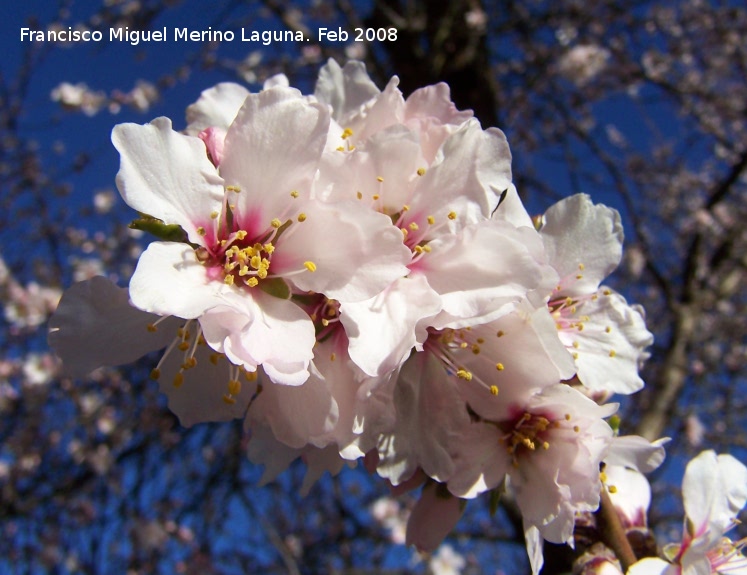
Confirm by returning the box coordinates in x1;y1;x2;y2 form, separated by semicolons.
297;213;307;222
427;215;435;225
495;363;504;371
210;211;219;219
448;211;457;220
226;185;241;193
290;190;299;198
456;369;473;381
605;326;612;333
609;349;617;358
417;167;426;176
330;352;336;362
603;289;611;296
608;485;618;494
341;127;354;139
356;191;363;200
376;176;384;183
372;194;380;200
578;263;585;271
304;261;317;272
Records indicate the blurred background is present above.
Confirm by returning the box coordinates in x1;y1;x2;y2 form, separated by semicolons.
1;0;746;573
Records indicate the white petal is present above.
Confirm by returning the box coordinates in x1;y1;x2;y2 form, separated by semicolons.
277;200;411;302
185;82;250;134
562;288;653;394
157;344;256;428
683;450;747;545
421;221;544;328
48;276;180;377
541;194;623;295
456;305;577;422
220;87;329;220
404;82;474;163
376;353;471;485
604;435;668;473
524;524;545;575
129;242;227;319
627;558;677;575
199;291;315;386
112;118;224;244
410;120;512;226
340;275;442;377
314;59;380;124
247;368;338;449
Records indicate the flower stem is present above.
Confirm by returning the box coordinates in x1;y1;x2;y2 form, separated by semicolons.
597;486;637;571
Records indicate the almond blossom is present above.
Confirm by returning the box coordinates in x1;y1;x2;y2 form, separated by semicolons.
539;194;653;395
628;450;747;575
112;86;409;387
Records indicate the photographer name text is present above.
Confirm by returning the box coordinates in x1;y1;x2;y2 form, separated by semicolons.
20;26;398;45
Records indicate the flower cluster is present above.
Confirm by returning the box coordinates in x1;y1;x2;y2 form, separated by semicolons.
50;60;664;571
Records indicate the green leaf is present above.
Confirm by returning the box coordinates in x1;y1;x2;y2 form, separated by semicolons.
129;217;188;243
258;277;291;300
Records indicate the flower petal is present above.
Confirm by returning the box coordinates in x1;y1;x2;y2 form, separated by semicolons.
277;200;411;302
340;275;442;377
185;82;250;134
314;59;380;124
129;242;228;319
48;276;180;377
421;221;545;329
541;194;623;296
220;87;330;219
112;117;225;244
199;291;315;386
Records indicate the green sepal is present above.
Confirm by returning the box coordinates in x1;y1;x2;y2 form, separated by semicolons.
129;215;189;243
258;277;291;300
489;479;506;516
608;414;621;434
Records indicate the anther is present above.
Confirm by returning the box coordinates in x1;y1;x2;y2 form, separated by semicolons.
448;211;457;220
147;323;158;333
427;215;435;225
173;372;184;388
456;369;473;381
271;218;282;228
304;261;317;272
417;167;426;176
297;213;307;222
228;379;241;396
490;385;499;396
150;368;161;380
376;176;384;182
290;190;299;198
495;363;504;371
609;350;617;357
